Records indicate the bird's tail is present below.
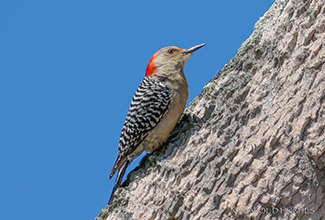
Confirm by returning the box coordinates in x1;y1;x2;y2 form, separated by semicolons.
108;160;129;205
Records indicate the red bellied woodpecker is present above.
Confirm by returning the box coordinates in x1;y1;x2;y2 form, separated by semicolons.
108;43;205;204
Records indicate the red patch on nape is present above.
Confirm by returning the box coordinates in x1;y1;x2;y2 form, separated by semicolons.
145;53;157;77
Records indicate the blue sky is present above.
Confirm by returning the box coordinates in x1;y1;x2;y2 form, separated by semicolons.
0;1;274;219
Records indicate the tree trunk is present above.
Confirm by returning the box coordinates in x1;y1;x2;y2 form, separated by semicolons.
96;0;325;219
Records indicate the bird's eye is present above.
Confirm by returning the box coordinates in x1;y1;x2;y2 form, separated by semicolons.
168;50;174;54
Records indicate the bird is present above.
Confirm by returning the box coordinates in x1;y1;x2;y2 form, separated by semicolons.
108;43;205;204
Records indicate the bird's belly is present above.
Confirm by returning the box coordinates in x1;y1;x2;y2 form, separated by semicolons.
141;105;183;153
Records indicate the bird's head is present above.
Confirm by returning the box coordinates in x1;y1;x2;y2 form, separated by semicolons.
145;43;205;78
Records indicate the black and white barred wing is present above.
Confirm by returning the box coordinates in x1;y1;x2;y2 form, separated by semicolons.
110;77;171;178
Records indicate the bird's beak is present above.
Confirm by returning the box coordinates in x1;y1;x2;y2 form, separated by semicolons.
181;43;206;55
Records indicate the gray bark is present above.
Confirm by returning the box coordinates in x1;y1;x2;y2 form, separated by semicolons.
96;0;325;219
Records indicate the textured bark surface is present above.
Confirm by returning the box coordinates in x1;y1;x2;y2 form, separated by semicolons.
96;0;325;219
